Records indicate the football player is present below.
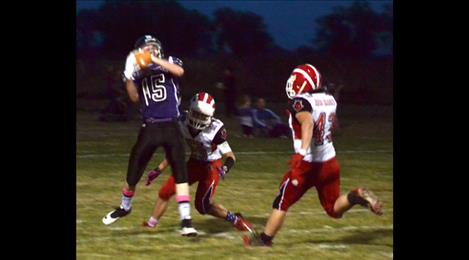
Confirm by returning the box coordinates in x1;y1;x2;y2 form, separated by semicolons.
102;35;197;236
243;64;383;247
143;92;253;233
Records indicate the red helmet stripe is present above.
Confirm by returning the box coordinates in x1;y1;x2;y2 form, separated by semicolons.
206;94;213;104
198;92;206;102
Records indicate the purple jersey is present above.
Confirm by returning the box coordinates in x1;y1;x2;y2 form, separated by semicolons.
133;56;182;121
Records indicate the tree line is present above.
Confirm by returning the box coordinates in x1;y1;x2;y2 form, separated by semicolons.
76;0;393;105
77;0;392;59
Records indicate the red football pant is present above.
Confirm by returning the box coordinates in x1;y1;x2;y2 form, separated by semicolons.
159;159;222;214
272;157;341;218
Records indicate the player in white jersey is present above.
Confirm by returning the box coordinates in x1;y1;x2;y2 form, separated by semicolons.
143;92;253;233
244;64;383;247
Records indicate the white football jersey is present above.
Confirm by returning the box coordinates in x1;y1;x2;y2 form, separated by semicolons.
288;92;337;162
180;118;231;162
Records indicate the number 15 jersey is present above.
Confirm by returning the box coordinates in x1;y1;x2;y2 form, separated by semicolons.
124;55;183;121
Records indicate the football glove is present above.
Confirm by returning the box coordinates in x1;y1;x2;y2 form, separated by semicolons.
217;166;228;181
145;169;162;186
123;50;151;81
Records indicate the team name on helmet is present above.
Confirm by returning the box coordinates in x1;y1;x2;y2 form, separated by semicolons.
285;64;322;99
188;92;216;130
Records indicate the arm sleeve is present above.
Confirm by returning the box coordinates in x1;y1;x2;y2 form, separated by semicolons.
123;52;138;81
218;141;232;154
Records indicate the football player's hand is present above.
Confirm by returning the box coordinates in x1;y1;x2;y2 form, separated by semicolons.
145;169;161;186
288;154;304;169
217;166;227;181
124;51;149;81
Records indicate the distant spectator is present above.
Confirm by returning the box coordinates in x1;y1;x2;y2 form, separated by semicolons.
216;67;238;117
252;98;290;138
237;95;254;138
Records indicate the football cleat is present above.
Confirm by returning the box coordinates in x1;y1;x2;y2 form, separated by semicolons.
180;218;198;236
357;188;383;216
102;207;131;225
243;232;272;247
233;213;254;233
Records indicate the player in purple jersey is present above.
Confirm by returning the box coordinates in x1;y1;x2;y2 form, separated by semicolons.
102;35;197;236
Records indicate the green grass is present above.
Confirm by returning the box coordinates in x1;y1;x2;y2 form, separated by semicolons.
77;106;393;259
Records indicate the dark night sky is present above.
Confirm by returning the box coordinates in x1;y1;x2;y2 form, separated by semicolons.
76;0;392;50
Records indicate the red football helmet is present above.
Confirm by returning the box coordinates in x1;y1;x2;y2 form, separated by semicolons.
285;64;322;99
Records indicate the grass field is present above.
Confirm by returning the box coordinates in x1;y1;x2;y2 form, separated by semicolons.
76;104;393;259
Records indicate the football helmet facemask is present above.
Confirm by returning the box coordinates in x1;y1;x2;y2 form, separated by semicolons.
188;92;216;130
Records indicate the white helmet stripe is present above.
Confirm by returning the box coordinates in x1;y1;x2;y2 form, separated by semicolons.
298;81;307;95
305;64;320;87
293;68;316;90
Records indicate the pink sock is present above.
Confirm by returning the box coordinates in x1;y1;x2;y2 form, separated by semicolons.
147;216;158;227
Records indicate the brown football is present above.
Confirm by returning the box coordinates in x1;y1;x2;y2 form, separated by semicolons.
134;51;152;69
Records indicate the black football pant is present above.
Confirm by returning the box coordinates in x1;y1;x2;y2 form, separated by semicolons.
126;121;187;186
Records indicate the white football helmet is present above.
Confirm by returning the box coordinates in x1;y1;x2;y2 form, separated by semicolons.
188;92;216;130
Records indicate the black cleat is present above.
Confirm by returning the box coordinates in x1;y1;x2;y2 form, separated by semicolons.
180;218;198;236
243;232;273;247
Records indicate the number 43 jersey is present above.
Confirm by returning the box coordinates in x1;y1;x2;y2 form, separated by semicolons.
287;92;337;163
129;56;183;121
